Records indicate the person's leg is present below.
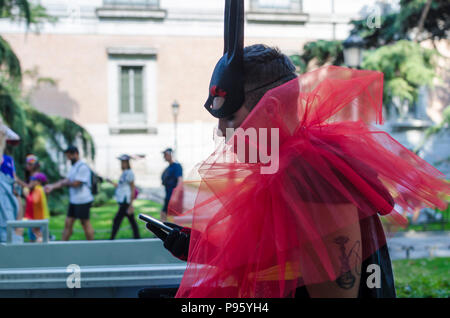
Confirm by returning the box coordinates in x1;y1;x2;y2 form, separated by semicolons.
15;196;24;237
62;217;76;241
80;219;95;240
32;227;42;243
79;203;94;240
161;197;169;221
110;204;127;240
126;210;141;239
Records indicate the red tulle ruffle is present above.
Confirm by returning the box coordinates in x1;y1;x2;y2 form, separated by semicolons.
168;66;449;298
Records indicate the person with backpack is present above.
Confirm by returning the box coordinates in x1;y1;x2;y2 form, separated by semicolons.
45;145;94;240
106;154;140;240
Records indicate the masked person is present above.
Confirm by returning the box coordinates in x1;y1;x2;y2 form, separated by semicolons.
146;0;450;298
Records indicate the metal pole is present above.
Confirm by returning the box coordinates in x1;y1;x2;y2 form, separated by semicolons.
174;114;178;158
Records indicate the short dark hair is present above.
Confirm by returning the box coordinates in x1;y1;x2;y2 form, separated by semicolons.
64;145;79;154
243;44;297;111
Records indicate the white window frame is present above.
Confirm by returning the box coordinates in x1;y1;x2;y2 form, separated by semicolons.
250;0;303;13
107;48;158;133
247;0;308;24
119;65;145;123
103;0;160;9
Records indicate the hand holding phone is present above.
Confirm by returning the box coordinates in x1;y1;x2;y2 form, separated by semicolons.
139;214;174;233
139;214;191;261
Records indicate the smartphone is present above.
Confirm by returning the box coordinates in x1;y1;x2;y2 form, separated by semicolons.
138;214;173;233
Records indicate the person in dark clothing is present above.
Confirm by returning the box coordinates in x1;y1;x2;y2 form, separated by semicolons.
160;148;182;221
143;0;448;298
108;154;140;240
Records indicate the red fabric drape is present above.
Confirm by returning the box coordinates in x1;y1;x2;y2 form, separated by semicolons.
168;66;450;298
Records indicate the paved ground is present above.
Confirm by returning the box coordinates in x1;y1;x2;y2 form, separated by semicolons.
388;231;450;260
139;187;165;204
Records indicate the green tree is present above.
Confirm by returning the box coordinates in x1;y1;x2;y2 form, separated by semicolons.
0;0;95;212
290;40;344;73
414;105;450;155
350;0;450;48
289;0;446;119
0;1;57;83
361;40;436;118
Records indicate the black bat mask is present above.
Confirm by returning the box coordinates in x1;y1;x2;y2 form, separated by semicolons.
204;0;245;119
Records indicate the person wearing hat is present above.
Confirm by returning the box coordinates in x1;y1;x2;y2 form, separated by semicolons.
0;124;23;230
106;154;140;240
160;148;183;221
45;145;95;240
144;0;449;298
0;117;19;242
0;118;20;186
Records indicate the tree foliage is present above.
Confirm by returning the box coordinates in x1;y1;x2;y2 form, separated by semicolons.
351;0;450;48
0;0;94;182
290;40;344;73
361;40;436;114
0;74;95;181
289;0;445;119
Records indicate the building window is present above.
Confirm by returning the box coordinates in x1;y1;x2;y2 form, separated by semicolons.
97;0;166;20
120;66;144;123
103;0;159;8
107;47;158;134
250;0;303;13
247;0;307;24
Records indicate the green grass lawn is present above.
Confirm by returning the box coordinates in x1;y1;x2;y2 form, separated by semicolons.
392;257;450;298
24;199;162;241
400;222;450;232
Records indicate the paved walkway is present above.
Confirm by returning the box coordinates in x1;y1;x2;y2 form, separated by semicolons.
139;187;165;204
388;231;450;260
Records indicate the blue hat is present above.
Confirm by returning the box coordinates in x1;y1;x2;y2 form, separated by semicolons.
117;154;132;161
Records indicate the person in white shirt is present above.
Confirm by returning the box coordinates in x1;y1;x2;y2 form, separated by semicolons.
107;154;140;240
45;146;94;240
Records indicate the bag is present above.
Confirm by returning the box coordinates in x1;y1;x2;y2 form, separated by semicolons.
90;171;102;196
75;163;101;196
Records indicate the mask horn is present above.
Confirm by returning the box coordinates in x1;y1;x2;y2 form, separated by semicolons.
223;0;244;60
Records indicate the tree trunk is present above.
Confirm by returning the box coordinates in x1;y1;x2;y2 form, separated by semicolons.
415;0;433;42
